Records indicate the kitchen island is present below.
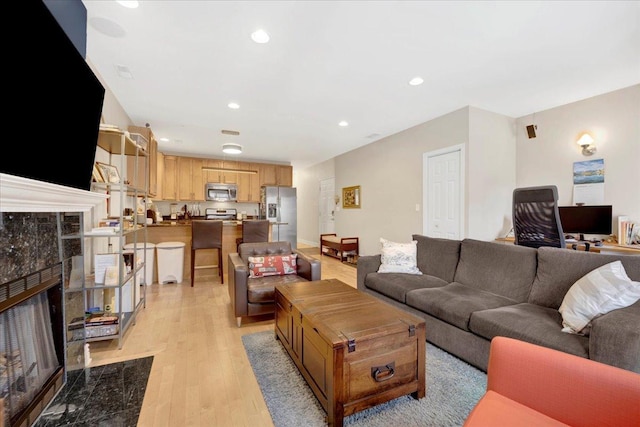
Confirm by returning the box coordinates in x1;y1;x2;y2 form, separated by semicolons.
127;220;252;284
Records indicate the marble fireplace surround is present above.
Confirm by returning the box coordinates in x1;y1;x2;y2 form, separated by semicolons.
0;173;106;425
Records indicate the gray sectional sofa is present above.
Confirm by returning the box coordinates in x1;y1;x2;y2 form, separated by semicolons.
357;235;640;373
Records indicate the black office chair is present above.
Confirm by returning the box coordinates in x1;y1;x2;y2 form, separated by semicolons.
512;185;566;249
191;220;223;286
235;220;270;251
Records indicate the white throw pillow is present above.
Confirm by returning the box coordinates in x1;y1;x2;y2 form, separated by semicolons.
377;238;422;275
559;261;640;335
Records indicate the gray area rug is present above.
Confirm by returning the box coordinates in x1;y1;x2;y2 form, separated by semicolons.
242;331;487;427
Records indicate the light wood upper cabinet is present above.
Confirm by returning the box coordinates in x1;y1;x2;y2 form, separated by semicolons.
127;125;159;197
163;155;178;200
203;159;222;184
158;155;292;201
156;151;164;199
259;164;278;186
203;159;238;184
177;157;204;201
192;158;204;200
259;164;292;187
237;162;261;202
222;160;237;184
278;165;293;187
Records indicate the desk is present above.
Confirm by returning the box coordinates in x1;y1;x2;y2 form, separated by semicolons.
494;237;640;256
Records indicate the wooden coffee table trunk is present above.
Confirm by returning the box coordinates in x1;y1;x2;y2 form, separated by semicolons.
274;279;426;426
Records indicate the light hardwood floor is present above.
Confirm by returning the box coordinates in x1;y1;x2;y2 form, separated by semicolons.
88;244;357;427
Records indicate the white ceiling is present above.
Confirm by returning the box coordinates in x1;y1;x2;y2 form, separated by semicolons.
82;1;640;169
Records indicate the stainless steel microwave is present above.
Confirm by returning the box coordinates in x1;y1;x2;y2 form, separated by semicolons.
205;183;238;202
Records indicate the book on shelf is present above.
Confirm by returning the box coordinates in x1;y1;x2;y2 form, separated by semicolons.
68;313;119;330
90;227;119;234
94;253;119;284
617;216;636;245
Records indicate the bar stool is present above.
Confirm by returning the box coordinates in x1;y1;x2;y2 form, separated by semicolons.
235;220;270;251
191;220;223;286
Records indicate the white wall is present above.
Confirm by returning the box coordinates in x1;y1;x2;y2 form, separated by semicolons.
333;108;470;256
294;159;335;246
515;84;640;233
467;107;517;240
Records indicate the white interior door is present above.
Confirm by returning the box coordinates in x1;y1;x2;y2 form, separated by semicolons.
423;145;464;239
319;177;336;238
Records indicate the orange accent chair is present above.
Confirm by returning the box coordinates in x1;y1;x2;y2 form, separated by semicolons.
464;336;640;427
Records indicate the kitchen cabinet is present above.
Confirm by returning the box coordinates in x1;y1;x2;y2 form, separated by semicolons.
278;165;293;187
128;125;159;197
203;159;238;184
237;162;261;202
203;159;222;184
156;151;164;199
163;155;178;200
221;160;238;184
178;156;204;201
259;163;277;186
259;164;293;187
158;155;293;201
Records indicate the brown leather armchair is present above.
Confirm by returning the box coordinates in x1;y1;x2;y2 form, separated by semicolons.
228;241;321;327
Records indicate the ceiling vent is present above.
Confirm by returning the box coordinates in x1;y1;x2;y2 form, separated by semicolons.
221;129;240;136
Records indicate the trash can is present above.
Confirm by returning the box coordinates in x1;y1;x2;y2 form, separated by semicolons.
156;241;185;284
123;242;156;285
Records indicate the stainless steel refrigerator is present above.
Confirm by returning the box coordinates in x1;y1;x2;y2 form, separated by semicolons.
260;186;297;249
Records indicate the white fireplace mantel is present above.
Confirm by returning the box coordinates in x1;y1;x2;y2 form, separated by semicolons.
0;173;107;212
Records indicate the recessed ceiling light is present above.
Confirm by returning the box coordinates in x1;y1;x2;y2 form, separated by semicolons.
251;29;270;44
409;77;424;86
338;121;349;127
115;64;133;79
89;17;126;38
116;0;139;8
228;102;240;109
160;137;169;142
222;143;243;154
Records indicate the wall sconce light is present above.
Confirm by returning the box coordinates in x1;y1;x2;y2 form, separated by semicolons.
576;133;596;156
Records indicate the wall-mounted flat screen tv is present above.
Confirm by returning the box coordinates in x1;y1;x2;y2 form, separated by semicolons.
2;1;104;191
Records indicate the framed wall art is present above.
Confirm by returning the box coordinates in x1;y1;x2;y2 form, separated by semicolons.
95;162;120;184
342;185;361;209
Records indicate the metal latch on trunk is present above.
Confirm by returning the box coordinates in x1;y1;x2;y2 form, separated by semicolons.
408;324;415;337
348;338;356;352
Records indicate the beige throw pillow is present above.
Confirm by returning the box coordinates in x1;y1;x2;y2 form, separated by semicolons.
559;261;640;335
377;238;422;275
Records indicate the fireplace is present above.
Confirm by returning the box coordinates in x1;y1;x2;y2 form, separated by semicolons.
0;264;65;427
0;173;107;426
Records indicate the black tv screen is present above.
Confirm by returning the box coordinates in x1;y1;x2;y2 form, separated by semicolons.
2;1;104;191
558;205;613;236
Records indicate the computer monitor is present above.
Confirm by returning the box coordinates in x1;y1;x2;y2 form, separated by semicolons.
558;205;613;241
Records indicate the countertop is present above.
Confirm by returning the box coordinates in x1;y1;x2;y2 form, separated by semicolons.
148;220;244;227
